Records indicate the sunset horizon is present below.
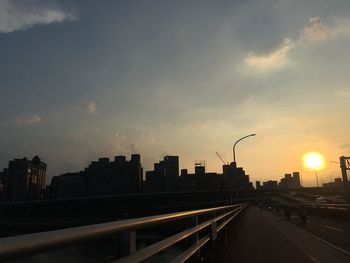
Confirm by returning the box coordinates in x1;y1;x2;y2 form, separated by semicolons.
1;1;349;187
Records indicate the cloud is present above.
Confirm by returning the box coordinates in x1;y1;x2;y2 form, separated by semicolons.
332;18;350;39
14;114;41;125
244;38;293;70
0;0;76;33
244;16;350;72
78;100;98;114
299;17;332;43
299;17;350;43
339;143;350;149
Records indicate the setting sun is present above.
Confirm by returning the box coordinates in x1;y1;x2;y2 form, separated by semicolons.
302;152;325;170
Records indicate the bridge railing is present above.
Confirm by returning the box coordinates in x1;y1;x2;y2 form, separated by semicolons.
0;203;247;262
299;203;350;210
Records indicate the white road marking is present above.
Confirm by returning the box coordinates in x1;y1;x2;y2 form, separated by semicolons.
307;231;350;257
323;225;344;233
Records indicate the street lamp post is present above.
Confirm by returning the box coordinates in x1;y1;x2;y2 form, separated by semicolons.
233;133;256;165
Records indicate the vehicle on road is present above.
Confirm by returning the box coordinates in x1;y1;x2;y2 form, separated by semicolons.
315;197;327;203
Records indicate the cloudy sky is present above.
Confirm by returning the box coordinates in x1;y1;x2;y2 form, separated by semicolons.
1;0;350;186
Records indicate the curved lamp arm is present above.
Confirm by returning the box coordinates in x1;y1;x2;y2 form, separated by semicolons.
233;133;256;164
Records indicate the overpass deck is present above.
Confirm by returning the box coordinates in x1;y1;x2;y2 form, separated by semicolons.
219;207;349;263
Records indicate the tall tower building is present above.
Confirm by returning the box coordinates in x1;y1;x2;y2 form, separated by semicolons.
292;172;301;188
164;156;179;178
6;156;47;201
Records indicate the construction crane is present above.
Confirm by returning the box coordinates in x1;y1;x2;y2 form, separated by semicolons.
216;152;228;165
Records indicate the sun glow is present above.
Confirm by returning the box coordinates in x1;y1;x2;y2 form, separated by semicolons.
302;151;325;170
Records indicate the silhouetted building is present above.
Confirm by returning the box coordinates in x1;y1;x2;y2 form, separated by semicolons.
256;181;261;190
5;156;47;201
195;162;206;176
144;155;180;192
144;169;165;192
262;180;278;190
179;161;221;191
164;156;179;178
258;171;301;190
292;172;301;188
0;168;6;201
86;157;115;195
177;161;252;191
50;153;253;196
114;154;143;194
323;177;343;188
49;154;143;198
180;169;188;176
50;172;86;199
279;172;301;189
222;162;252;190
144;162;166;192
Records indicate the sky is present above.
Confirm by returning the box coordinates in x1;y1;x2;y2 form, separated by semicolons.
0;0;350;186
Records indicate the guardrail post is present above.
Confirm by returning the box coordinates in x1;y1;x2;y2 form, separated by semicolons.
224;208;229;245
114;230;137;258
113;235;119;259
129;231;136;255
211;212;217;241
194;215;199;244
192;215;201;261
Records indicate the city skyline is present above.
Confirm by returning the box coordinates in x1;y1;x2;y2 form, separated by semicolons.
1;1;350;186
2;152;336;188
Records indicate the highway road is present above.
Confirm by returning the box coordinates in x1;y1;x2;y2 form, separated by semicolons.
271;209;350;255
219;206;350;263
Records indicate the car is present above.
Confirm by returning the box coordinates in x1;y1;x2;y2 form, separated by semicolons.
315;197;327;203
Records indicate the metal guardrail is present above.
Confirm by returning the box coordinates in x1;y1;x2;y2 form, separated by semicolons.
299;203;350;211
302;203;350;207
280;202;350;209
278;193;349;208
0;203;247;262
280;203;350;222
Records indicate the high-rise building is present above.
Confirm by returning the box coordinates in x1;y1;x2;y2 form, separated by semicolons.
292;172;301;188
0;168;7;201
222;162;252;190
6;156;47;201
144;155;180;192
50;154;143;198
86;157;114;196
126;154;143;193
262;180;279;190
86;154;143;195
164;156;179;178
49;172;86;199
279;172;301;189
195;164;205;176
